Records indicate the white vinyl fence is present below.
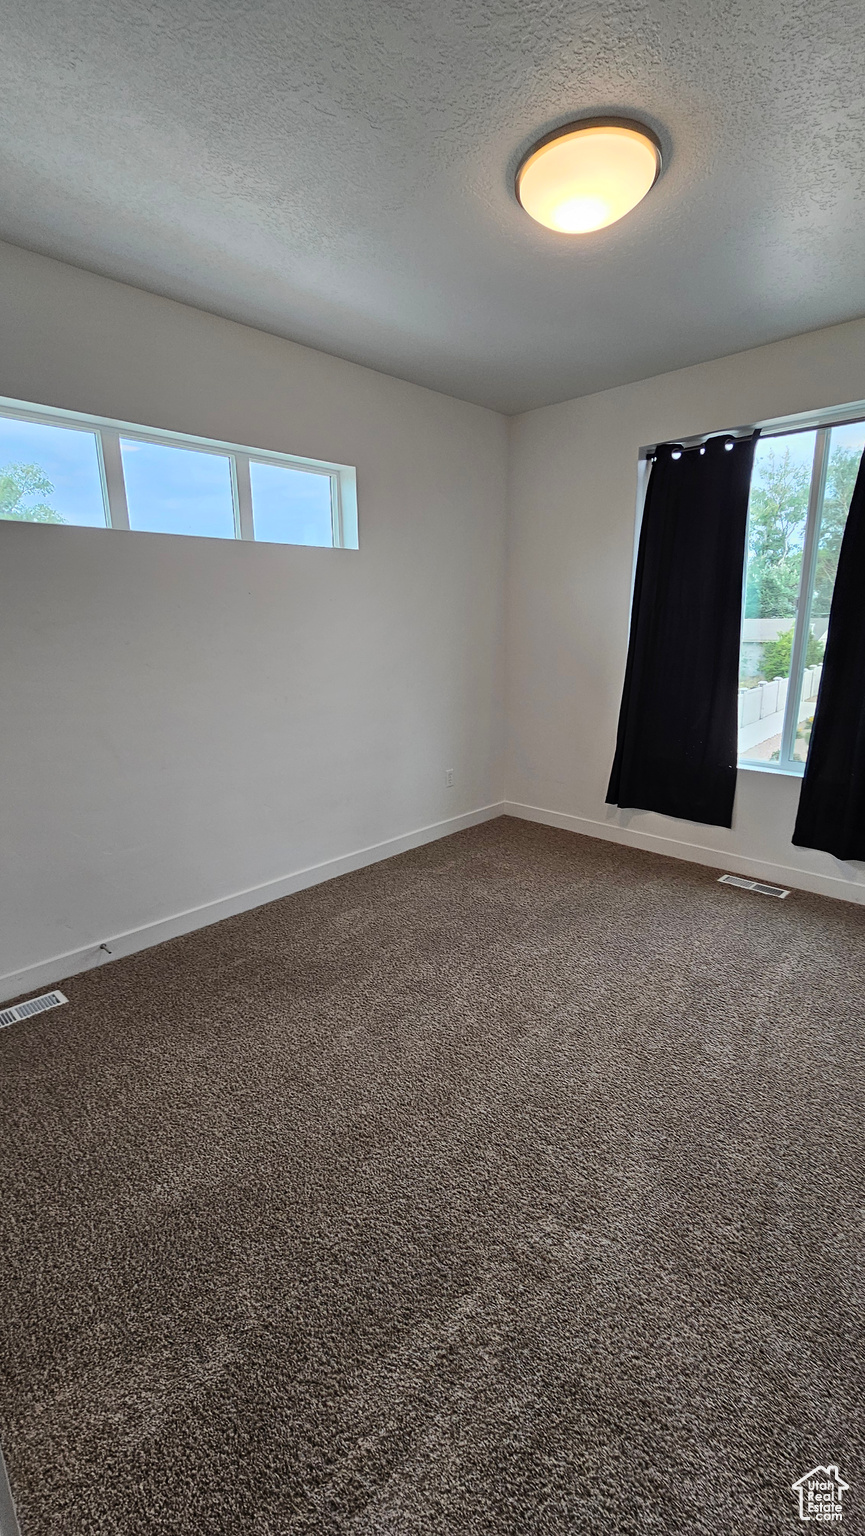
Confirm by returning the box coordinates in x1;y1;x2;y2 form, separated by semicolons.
738;664;822;728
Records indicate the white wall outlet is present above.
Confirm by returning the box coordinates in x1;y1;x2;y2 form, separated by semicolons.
445;768;455;788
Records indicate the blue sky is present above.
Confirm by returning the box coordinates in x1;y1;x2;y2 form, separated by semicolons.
829;420;865;458
0;414;335;545
0;417;106;525
751;427;817;486
750;420;865;495
121;439;235;538
250;459;332;546
747;429;817;558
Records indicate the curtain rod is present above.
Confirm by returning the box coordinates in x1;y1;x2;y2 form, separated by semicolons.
644;430;756;463
643;405;865;463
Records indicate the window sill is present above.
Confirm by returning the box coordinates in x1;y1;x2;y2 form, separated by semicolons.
738;760;805;778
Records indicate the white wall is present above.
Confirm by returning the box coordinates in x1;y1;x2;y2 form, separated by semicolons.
0;241;507;997
505;317;865;904
4;242;864;1003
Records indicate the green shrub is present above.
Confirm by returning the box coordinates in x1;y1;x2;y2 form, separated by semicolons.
761;626;824;680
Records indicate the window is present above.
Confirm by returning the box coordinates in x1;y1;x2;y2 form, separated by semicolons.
0;414;106;528
738;415;864;773
121;439;237;539
0;397;357;549
249;459;334;547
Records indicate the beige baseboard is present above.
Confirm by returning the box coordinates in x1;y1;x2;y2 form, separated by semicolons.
503;800;865;906
0;802;506;1005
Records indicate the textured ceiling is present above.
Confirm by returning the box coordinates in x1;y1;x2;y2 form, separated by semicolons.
2;0;865;412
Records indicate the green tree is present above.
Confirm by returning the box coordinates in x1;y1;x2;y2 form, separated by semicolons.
761;624;825;680
744;448;811;618
0;463;63;522
813;446;859;614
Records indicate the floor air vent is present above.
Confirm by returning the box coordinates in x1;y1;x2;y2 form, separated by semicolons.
0;990;68;1029
718;874;789;899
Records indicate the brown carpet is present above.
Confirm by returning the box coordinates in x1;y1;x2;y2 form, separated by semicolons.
1;817;863;1535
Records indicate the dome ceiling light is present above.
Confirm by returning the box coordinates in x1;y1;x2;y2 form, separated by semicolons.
516;118;662;234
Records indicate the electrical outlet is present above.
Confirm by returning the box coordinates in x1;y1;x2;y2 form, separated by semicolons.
445;768;455;788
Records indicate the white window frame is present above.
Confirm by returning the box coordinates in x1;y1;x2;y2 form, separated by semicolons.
744;424;828;778
639;396;865;779
0;395;358;549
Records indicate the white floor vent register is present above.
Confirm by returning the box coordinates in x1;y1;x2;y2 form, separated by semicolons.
0;990;68;1029
718;874;790;899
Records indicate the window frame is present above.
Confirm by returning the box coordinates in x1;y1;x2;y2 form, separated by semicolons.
0;395;358;549
737;424;828;779
639;396;865;779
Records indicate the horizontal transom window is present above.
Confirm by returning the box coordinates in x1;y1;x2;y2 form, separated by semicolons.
0;397;358;549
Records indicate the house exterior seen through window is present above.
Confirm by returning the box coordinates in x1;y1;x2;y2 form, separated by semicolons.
738;417;864;774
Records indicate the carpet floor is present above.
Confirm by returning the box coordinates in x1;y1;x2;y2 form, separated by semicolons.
1;817;863;1535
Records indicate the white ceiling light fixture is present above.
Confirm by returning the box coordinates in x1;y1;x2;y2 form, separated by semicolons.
516;118;662;234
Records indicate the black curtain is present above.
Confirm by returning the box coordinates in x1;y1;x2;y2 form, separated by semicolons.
793;446;865;859
607;432;758;827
